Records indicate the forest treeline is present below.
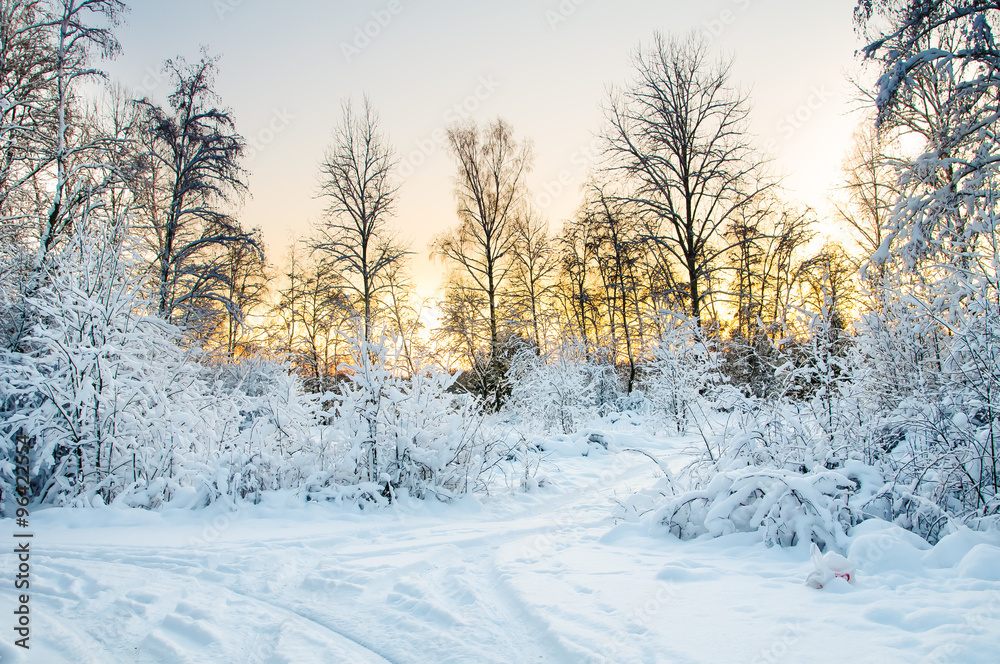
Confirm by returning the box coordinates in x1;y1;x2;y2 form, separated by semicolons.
270;35;868;407
0;0;997;544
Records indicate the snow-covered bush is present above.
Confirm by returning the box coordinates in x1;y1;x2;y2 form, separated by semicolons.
0;223;325;511
506;341;624;434
718;331;783;400
853;8;1000;538
615;394;887;552
304;336;494;505
198;356;321;505
836;264;1000;540
641;314;719;434
654;465;875;550
0;223;209;508
0;223;501;512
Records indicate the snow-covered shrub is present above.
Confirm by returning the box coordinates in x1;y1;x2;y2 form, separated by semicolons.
0;223;326;511
847;395;1000;542
850;16;1000;536
0;223;210;508
616;385;890;552
718;329;785;401
784;311;852;441
0;224;501;512
837;265;1000;541
848;287;943;418
199;357;321;505
619;458;880;554
506;341;624;434
652;465;877;551
305;336;493;505
616;297;933;551
641;313;719;434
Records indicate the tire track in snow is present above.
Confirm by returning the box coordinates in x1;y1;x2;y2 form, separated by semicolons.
25;552;394;663
16;443;667;662
221;586;397;664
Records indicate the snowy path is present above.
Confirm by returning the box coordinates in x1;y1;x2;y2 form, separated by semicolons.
2;429;999;663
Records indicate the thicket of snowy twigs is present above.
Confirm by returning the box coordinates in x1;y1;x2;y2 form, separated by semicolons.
6;216;997;551
0;223;504;509
2;219;998;552
616;251;998;549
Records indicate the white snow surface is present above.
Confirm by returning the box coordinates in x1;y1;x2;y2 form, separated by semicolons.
2;427;999;664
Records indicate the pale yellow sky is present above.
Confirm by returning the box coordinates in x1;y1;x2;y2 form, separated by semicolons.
104;0;866;300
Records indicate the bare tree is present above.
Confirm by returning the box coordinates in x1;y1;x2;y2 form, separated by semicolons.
0;0;126;350
134;53;261;335
603;32;767;327
38;0;126;268
220;229;269;357
272;245;351;393
312;97;408;344
0;0;126;255
582;184;646;391
431;277;490;378
0;0;57;227
382;260;422;375
509;209;558;353
803;242;859;333
834;122;899;265
433;118;532;406
726;196;817;338
555;215;600;354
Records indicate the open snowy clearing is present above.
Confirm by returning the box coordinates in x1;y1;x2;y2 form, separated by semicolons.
2;428;998;664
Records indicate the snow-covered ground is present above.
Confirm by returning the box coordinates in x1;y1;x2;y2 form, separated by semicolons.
2;427;999;664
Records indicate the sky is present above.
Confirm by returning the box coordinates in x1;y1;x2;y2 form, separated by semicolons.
101;0;866;300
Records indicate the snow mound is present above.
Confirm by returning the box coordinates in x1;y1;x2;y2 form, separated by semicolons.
958;544;1000;581
848;520;929;576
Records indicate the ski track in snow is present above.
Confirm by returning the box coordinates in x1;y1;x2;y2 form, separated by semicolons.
1;429;999;663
